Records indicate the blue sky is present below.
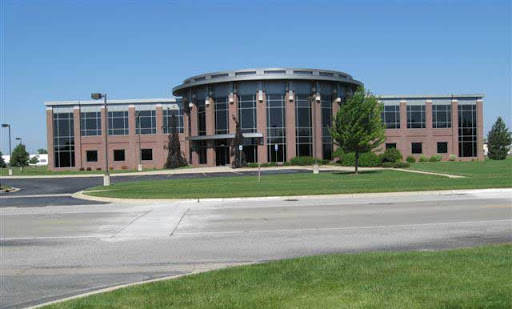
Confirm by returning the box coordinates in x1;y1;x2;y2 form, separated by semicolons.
1;0;510;153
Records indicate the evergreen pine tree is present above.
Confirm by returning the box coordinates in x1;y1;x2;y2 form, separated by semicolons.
487;117;512;160
164;113;188;169
230;115;247;168
10;144;30;171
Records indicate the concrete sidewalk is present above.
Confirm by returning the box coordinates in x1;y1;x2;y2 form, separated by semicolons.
0;165;462;180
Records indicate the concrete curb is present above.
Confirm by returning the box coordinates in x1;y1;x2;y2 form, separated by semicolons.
27;262;253;309
73;188;512;204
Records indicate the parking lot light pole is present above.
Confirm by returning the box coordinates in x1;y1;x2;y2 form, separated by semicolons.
136;111;142;172
91;93;110;186
2;123;13;176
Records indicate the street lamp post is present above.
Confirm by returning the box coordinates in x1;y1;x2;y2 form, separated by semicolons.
309;94;320;174
136;111;143;172
2;123;13;176
91;93;110;186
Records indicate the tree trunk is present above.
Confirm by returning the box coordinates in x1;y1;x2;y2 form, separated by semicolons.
354;151;359;175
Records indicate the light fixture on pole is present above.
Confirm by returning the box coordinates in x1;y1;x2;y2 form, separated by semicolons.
1;123;13;176
309;96;319;174
15;137;22;145
91;93;110;186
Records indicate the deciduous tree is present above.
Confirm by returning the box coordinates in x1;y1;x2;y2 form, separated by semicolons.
11;144;30;171
330;86;385;174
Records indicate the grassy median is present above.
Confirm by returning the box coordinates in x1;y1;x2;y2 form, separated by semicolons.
44;244;512;309
84;159;511;199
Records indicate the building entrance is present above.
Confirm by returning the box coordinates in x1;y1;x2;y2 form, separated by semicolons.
215;139;230;166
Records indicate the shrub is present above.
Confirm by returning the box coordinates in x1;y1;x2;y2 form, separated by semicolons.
122;166;128;170
449;154;456;161
261;162;278;167
86;167;92;171
290;156;316;166
96;167;102;171
429;154;442;162
380;148;403;163
382;162;410;168
406;156;416;163
321;159;330;165
418;155;429;162
79;167;85;171
247;163;259;168
282;161;291;166
340;152;381;167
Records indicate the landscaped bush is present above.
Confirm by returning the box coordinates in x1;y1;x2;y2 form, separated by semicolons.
418;155;429;162
282;161;291;166
96;167;102;171
248;163;259;168
449;154;457;161
382;162;410;168
429;154;442;162
340;152;381;167
321;159;330;165
406;156;416;163
79;167;85;171
86;167;92;171
380;148;403;163
290;156;316;166
260;162;278;167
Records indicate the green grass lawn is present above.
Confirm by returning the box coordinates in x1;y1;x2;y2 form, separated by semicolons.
85;159;512;199
43;244;512;309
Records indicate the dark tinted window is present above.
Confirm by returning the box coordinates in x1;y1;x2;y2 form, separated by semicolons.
386;143;397;149
412;142;422;154
114;149;125;161
86;150;98;162
407;105;425;129
141;149;153;161
437;142;448;154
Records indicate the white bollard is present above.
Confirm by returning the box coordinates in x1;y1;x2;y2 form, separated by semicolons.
103;174;111;186
137;164;143;172
313;164;319;174
8;168;12;176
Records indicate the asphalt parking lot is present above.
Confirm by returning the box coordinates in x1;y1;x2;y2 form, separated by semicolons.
0;169;309;207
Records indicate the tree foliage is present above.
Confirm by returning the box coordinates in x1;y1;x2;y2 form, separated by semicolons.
230;115;247;168
11;144;30;168
37;148;48;154
29;155;40;165
330;86;385;174
164;113;188;169
487;117;512;160
0;151;6;168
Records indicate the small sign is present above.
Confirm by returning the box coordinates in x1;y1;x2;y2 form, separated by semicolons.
239;145;243;151
274;144;278;151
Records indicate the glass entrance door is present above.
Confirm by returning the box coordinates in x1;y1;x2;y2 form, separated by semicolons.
215;140;230;166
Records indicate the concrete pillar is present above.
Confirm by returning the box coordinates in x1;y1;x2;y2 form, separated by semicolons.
425;100;433;157
313;99;322;159
128;105;137;169
73;106;82;170
207;140;216;167
451;99;459;157
257;92;267;163
205;97;216;166
183;108;190;164
46;108;54;170
189;103;198;165
285;91;296;161
228;93;238;133
100;106;108;171
476;98;484;160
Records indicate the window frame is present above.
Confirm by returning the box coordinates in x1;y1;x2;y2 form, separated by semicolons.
113;149;126;162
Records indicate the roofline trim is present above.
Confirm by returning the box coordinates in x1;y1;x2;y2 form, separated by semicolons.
45;98;178;106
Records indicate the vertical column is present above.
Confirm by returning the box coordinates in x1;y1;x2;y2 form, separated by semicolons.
313;99;322;159
451;99;459;157
285;91;296;161
228;93;238;133
128;105;137;169
189;103;198;165
183;108;190;163
100;106;107;171
425;100;433;157
399;100;408;155
73;106;82;170
46;108;55;170
206;97;215;166
332;99;340;154
476;98;484;160
155;104;164;168
257;92;267;163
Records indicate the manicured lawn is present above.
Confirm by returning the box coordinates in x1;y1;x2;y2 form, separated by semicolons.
43;244;512;309
85;159;512;199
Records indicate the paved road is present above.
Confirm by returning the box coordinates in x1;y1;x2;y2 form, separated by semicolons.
0;169;306;207
1;189;511;308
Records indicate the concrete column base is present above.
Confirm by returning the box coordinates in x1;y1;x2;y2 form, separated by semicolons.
137;164;143;172
8;168;12;176
103;174;111;186
313;164;319;174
